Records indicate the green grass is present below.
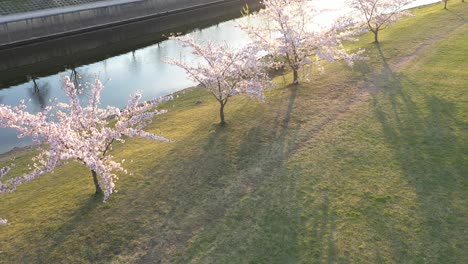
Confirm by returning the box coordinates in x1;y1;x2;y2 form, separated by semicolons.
1;2;467;263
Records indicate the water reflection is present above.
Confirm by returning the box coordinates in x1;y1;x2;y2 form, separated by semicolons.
28;75;50;110
69;68;81;88
127;50;142;75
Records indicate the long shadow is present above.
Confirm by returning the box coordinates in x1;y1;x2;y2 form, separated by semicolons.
130;86;305;263
300;193;348;263
239;84;299;168
21;194;103;263
446;8;468;23
370;45;467;261
196;78;369;262
213;86;301;261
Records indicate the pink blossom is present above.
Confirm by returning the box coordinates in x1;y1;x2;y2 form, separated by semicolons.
240;0;365;85
0;77;172;202
166;35;271;124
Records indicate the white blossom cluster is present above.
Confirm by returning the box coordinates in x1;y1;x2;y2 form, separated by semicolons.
166;35;272;123
0;77;172;201
167;35;272;100
240;0;366;84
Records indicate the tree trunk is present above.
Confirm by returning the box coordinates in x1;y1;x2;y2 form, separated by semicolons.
293;69;299;85
374;30;379;43
219;101;226;125
444;1;447;9
91;170;103;195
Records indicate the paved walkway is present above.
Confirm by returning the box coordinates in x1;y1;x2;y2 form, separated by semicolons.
0;0;105;15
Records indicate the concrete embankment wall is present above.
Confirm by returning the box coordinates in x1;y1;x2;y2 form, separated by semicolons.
0;0;252;49
0;0;261;84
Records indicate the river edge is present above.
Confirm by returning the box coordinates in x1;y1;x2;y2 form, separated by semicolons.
0;84;203;164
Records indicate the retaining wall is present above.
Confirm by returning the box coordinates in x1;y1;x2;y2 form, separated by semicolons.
0;0;253;49
0;0;261;84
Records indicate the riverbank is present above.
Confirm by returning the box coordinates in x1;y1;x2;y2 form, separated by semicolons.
0;0;260;49
0;145;35;163
0;0;261;87
0;1;467;262
0;85;200;161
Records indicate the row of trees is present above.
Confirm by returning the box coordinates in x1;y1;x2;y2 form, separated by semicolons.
167;0;367;125
168;0;427;123
0;0;419;215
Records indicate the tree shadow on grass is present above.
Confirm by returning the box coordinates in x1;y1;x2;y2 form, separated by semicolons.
20;194;104;263
299;192;349;264
370;46;467;262
131;85;305;263
446;8;468;23
238;84;299;167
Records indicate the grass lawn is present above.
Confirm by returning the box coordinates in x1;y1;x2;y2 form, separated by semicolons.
0;1;467;263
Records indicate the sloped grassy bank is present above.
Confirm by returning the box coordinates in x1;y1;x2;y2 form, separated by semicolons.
0;2;467;263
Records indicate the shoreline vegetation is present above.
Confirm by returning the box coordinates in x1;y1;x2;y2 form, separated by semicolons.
1;1;467;263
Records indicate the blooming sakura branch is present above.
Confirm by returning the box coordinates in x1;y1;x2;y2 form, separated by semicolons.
0;77;172;202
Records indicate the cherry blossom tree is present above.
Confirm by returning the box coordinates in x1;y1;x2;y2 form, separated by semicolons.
166;35;271;125
241;0;364;85
349;0;415;43
0;77;172;201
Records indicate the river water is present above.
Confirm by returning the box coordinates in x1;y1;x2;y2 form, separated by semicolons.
0;0;440;154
